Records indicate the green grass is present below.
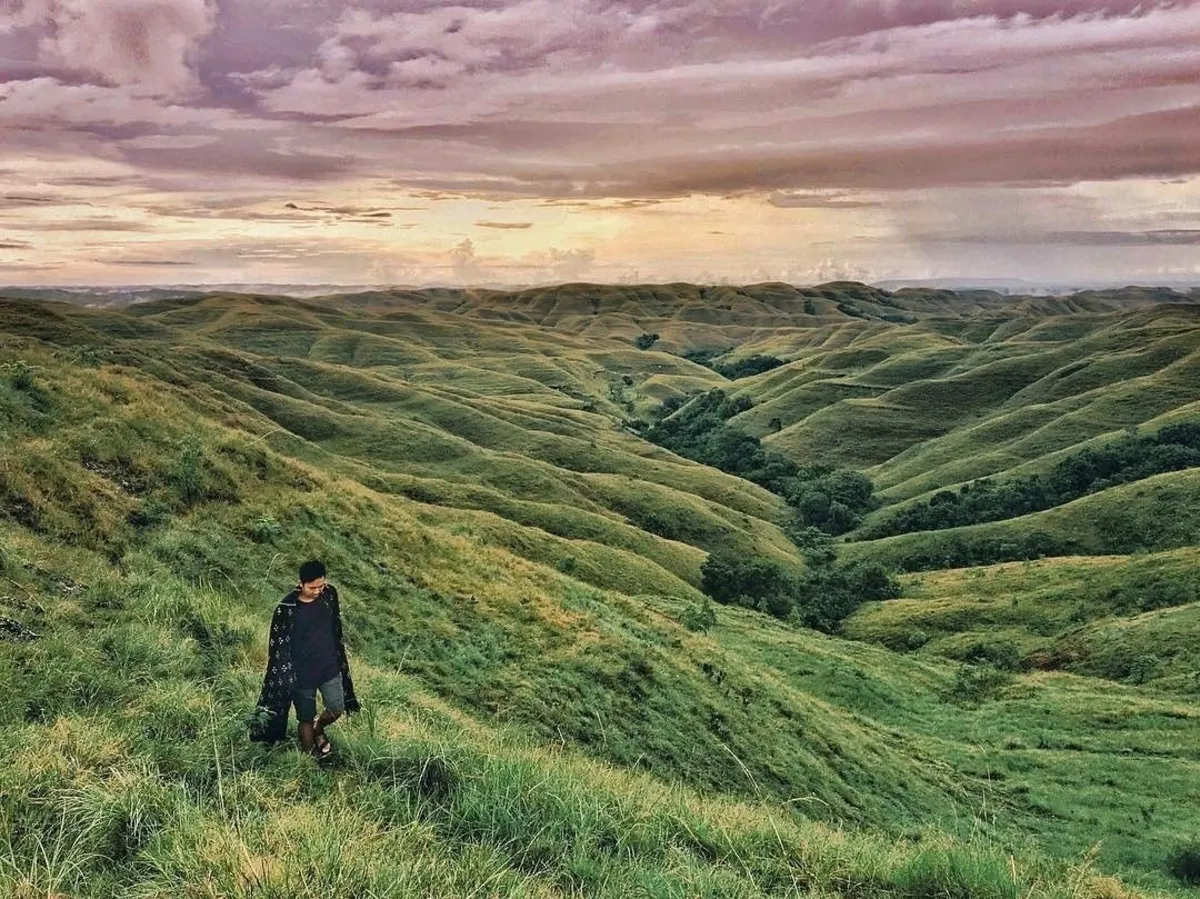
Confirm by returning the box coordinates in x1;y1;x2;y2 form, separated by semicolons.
843;470;1200;571
1;288;1198;896
0;565;1172;899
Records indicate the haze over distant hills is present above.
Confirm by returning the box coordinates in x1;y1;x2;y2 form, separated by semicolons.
873;277;1200;294
5;279;1200;312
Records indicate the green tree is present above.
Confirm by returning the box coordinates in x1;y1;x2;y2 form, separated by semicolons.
700;553;795;619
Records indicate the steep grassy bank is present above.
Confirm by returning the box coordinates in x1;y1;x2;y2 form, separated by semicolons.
0;534;1184;898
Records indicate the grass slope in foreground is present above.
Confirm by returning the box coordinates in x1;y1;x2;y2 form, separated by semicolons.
0;558;1180;899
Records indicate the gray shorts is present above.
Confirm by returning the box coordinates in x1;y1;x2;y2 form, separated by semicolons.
292;674;345;722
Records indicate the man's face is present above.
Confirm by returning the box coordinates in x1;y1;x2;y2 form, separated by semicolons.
300;576;326;599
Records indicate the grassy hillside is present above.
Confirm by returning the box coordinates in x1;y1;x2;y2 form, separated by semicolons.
1;285;1198;896
842;470;1200;572
844;549;1200;690
2;577;1155;898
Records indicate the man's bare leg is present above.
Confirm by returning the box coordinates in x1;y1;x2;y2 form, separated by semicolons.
313;709;342;743
298;719;316;751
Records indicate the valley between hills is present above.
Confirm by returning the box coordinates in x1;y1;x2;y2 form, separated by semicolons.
1;280;1197;897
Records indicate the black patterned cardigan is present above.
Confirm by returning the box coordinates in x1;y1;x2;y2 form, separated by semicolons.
250;584;361;744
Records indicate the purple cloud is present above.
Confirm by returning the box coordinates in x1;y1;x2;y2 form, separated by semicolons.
2;0;1198;285
4;1;1197;195
4;0;217;96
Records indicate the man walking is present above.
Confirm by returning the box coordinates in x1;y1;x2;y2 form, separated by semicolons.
251;560;360;758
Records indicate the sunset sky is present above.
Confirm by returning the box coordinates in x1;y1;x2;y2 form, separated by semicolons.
1;0;1199;287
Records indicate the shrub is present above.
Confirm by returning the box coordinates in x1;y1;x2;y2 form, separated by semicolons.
903;629;931;651
947;664;1012;705
785;467;878;536
962;640;1025;672
842;560;903;602
4;360;35;391
892;531;1075;573
653;395;688;419
681;347;731;368
127;498;172;530
249;514;282;543
634;333;660;350
1168;842;1200;885
167;436;206;506
792;561;899;633
681;599;718;632
1127;654;1163;685
700;553;795;620
712;355;785;380
645;389;799;493
866;421;1200;539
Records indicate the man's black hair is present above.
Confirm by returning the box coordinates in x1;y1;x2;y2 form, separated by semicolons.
299;559;327;584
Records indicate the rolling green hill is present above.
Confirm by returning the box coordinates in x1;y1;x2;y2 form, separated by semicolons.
1;283;1197;897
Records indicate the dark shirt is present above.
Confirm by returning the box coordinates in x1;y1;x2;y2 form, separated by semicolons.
291;592;340;688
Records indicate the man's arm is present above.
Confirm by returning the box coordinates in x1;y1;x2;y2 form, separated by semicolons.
250;602;293;742
263;603;294;695
327;585;361;713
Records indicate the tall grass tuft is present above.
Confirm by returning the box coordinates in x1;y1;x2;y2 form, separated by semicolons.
0;805;104;896
1167;842;1200;885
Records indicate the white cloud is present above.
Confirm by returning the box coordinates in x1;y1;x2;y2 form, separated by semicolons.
29;0;217;97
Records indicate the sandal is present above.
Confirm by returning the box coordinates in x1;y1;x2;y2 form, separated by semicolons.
312;720;332;757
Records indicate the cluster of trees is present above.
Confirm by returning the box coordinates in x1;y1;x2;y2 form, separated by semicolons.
647;390;878;534
783;467;877;536
648;388;899;631
888;531;1072;572
700;540;900;633
647;389;797;491
711;355;785;380
681;347;731;367
866;423;1200;538
681;348;785;380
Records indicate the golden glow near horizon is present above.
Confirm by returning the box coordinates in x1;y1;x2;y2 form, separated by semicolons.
1;1;1199;287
